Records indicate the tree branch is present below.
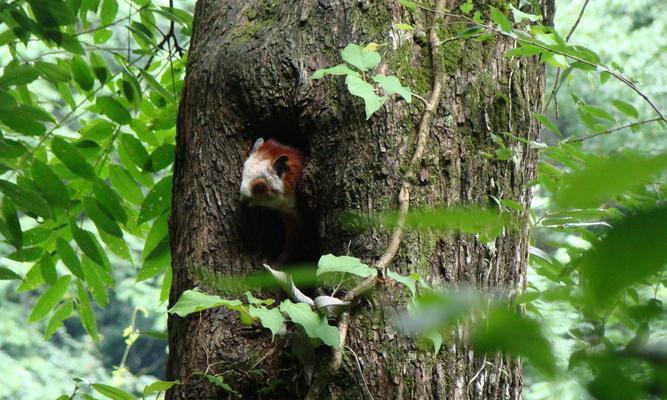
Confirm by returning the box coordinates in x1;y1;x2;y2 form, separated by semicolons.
306;2;451;398
543;0;591;112
567;117;663;143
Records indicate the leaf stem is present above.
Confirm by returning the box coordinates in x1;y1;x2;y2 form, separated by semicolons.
566;117;663;143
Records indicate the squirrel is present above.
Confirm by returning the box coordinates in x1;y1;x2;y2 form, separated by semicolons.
240;138;305;264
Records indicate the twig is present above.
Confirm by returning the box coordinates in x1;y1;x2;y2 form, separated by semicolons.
306;2;451;398
376;0;449;276
143;0;184;69
543;0;591;112
566;117;663;143
416;5;667;124
345;345;374;400
566;0;591;42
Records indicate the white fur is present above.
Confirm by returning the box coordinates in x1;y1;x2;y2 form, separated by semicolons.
240;153;289;210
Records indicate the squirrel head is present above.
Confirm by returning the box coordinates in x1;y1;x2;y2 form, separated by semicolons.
240;138;298;211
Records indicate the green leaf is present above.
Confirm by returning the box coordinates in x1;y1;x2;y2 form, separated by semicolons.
39;253;57;284
31;159;71;209
373;74;412;103
581;104;615;122
0;179;51;218
0;64;39;87
96;96;131;125
341;43;381;72
495;147;513;160
311;64;360;80
52;137;96;180
59;33;86;55
17;264;45;293
138;175;172;224
0;138;27;158
423;331;443;354
83;197;123;237
248;306;285;337
160;265;172;303
611;100;639;119
44;300;73;339
71;56;94;90
317;254;377;278
143;380;179;397
27;0;77;26
580;206;667;307
76;280;100;341
92;383;136;400
490;7;512;32
150;143;175;171
90;52;109;84
58;82;76;108
279;300;340;347
555;152;667;209
399;0;418;11
2;199;22;249
35;61;71;83
80;119;115;141
143;212;169;260
533;112;562;137
109;165;143;206
387;270;416;297
121;73;142;110
28;275;71;323
456;26;486;39
139;68;175;102
168;289;242;317
15;104;55;122
82;256;109;308
92;182;128;224
56;238;85;280
120;133;151;170
0;266;21;280
0;107;47;135
93;28;113;44
197;374;237;394
100;0;118;25
394;23;415;31
8;246;43;262
345;75;386;119
0;92;17;112
72;225;109;267
472;308;555;377
373;207;512;239
136;238;170;281
505;45;543;57
99;230;132;262
509;5;540;23
459;0;473;14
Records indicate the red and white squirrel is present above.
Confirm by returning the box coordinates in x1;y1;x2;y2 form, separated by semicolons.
240;138;305;264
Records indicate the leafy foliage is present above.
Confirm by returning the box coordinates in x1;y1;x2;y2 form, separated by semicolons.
312;42;412;119
0;0;190;397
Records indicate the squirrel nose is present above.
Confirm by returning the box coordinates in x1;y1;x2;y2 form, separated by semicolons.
251;181;268;197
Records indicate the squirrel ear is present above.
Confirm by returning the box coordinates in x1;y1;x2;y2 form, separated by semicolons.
251;138;264;153
273;154;289;176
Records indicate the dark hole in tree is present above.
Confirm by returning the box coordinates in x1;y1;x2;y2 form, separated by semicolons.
238;113;320;268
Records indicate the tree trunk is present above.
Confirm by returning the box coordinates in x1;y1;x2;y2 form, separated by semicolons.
168;0;554;399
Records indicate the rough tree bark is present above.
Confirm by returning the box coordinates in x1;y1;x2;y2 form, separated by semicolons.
168;0;554;399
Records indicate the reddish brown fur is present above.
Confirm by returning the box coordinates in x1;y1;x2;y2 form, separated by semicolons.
255;139;304;196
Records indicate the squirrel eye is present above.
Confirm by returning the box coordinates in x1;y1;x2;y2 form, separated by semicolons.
251;181;268;196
